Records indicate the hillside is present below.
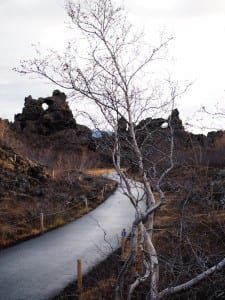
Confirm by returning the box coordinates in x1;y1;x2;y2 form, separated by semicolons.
0;139;116;249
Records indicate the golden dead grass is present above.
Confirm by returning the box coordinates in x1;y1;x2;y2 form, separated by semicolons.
0;177;117;249
84;168;116;176
55;188;225;299
84;167;127;176
80;277;116;300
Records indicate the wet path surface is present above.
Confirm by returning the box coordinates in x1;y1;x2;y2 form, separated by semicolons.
0;176;142;300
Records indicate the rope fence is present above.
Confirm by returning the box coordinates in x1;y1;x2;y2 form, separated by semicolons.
0;186;109;236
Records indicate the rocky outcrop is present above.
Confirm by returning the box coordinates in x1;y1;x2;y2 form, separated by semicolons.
13;91;225;152
135;109;183;132
210;169;225;208
207;130;224;145
0;142;49;197
134;109;225;149
118;116;128;134
169;108;184;131
12;90;97;153
135;117;166;132
14;90;76;135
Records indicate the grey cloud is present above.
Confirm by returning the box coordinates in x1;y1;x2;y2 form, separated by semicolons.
170;0;225;18
125;0;225;19
0;0;67;24
0;0;68;69
0;0;68;121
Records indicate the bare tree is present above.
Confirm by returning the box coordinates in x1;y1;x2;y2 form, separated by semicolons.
15;0;225;299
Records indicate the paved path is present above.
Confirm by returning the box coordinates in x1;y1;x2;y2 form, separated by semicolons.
0;176;143;300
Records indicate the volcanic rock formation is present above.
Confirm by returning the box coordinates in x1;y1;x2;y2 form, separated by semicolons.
14;90;76;135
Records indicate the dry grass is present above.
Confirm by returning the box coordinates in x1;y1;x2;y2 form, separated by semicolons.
0;170;117;249
84;168;127;176
84;168;116;176
80;277;116;300
56;184;225;300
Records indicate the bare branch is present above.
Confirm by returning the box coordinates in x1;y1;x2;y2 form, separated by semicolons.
157;257;225;299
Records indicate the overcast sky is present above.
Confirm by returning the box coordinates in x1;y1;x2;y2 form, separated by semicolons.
1;0;225;132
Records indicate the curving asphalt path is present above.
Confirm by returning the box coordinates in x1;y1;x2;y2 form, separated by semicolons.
0;175;143;300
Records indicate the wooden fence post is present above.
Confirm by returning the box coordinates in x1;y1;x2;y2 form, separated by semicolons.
120;228;127;260
121;237;126;260
77;259;83;293
40;213;44;234
84;197;88;211
101;186;105;200
81;195;88;211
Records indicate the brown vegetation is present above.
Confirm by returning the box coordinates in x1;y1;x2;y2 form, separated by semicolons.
55;163;225;300
0;119;117;249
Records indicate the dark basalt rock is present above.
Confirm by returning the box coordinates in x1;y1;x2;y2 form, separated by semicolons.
135;109;183;133
168;108;184;131
211;169;225;208
11;91;95;153
207;130;224;144
118;116;128;133
14;90;76;135
135;117;166;132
